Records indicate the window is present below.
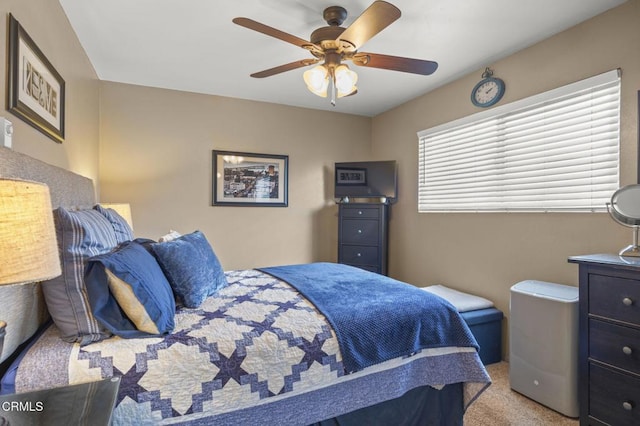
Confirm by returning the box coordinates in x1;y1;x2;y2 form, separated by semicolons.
417;70;620;213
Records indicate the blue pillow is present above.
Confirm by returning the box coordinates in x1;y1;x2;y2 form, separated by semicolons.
151;231;227;308
85;240;175;338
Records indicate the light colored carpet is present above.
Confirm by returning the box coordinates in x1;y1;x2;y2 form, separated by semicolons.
464;362;579;425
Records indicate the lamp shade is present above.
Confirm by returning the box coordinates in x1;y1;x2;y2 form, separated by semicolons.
303;65;329;97
0;179;61;285
334;64;358;97
100;203;133;229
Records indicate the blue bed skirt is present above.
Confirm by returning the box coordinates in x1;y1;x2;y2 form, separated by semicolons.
314;383;464;426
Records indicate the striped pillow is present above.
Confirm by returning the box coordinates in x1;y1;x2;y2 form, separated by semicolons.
94;204;134;243
42;207;118;344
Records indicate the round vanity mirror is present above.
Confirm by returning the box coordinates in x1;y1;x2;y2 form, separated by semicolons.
607;184;640;256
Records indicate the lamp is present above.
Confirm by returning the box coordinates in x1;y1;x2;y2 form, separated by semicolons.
303;62;358;106
100;203;133;229
0;179;61;357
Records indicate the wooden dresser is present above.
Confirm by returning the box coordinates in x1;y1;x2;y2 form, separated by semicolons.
569;254;640;426
338;203;389;275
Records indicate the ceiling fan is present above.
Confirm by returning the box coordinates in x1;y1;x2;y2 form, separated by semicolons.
233;1;438;105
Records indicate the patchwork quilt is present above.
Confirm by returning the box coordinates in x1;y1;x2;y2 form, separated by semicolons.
13;269;490;425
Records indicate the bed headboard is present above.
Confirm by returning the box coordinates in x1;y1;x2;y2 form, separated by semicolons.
0;146;96;364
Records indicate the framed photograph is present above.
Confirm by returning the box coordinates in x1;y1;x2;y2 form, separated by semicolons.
7;14;65;143
335;167;367;186
212;150;288;207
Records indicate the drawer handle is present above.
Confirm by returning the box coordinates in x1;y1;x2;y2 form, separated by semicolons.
358;210;363;215
356;252;362;257
623;401;633;411
623;297;633;306
357;229;363;234
623;346;633;355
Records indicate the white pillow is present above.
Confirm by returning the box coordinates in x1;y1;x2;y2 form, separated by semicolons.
158;230;181;242
421;285;494;312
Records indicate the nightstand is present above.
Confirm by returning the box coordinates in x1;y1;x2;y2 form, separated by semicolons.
0;376;120;426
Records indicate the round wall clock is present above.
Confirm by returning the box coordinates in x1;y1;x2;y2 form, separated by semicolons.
471;68;505;108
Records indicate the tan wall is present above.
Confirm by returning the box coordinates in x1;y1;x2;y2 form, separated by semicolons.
98;82;371;270
371;1;640;359
0;1;100;186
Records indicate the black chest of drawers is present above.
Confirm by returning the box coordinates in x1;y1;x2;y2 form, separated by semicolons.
569;254;640;426
338;203;389;275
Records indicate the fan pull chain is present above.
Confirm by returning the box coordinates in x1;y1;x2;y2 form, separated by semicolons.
330;76;337;106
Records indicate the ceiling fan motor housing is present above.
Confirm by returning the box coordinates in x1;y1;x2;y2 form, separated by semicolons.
310;6;356;52
310;26;346;45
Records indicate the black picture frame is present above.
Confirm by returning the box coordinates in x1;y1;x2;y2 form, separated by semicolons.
7;14;65;143
335;167;367;186
212;150;288;207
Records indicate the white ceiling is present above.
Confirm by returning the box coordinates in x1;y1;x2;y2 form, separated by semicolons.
58;0;626;117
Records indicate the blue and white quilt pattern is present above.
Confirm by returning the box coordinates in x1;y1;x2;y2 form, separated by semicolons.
14;270;490;425
69;270;344;423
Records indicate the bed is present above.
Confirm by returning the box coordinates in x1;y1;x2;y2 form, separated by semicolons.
0;147;490;425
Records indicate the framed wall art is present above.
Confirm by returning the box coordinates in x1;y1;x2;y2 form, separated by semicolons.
7;14;65;143
335;166;367;186
212;150;288;207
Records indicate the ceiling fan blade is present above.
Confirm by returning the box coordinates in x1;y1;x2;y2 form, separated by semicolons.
352;52;438;75
233;17;316;50
250;59;319;78
337;1;401;49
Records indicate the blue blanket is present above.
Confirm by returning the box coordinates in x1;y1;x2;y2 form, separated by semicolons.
259;262;478;373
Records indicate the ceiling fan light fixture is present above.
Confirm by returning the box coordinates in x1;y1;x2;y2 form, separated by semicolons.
303;63;357;102
303;65;329;97
334;64;358;97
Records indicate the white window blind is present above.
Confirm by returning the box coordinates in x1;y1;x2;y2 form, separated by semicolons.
417;69;620;213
